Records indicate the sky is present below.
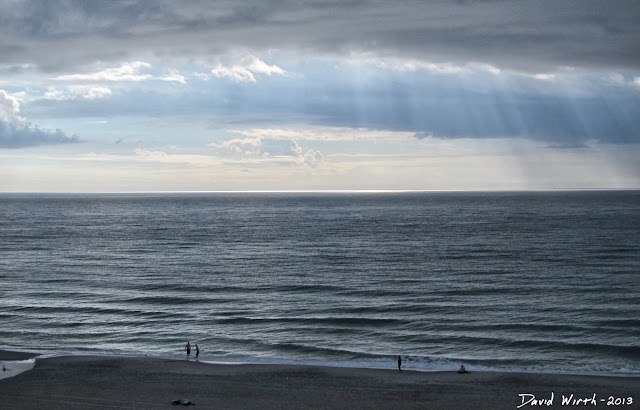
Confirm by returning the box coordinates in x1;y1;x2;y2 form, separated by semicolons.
1;0;639;192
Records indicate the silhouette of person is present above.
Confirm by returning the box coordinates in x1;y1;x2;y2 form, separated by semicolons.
185;341;191;358
458;365;468;374
398;356;402;373
195;344;199;359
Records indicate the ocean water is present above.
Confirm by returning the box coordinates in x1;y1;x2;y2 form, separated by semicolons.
1;191;639;375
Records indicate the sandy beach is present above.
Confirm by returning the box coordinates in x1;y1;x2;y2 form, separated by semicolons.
0;351;637;409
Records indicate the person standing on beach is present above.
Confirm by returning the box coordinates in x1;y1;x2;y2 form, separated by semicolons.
398;356;402;373
195;344;199;359
185;341;191;358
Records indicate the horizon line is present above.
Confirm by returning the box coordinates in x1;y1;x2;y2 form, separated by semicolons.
1;188;637;195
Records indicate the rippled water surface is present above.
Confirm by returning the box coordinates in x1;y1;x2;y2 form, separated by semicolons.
1;191;639;374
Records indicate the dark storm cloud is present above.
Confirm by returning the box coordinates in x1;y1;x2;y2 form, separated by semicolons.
0;121;79;148
1;0;639;72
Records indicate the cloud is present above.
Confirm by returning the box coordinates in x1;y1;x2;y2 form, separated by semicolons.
231;127;415;142
53;61;153;82
545;143;591;150
290;140;325;168
0;90;79;148
78;86;112;100
210;134;325;168
0;1;638;73
212;54;286;83
45;85;112;100
161;69;186;84
209;137;264;156
63;149;219;168
349;52;501;74
52;62;186;87
0;90;23;123
20;56;639;148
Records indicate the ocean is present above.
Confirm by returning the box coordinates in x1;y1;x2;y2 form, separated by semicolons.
1;191;639;375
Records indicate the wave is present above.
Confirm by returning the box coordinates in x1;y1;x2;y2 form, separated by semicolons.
213;316;407;327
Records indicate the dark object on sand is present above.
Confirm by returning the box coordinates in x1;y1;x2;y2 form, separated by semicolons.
458;365;468;374
172;399;196;405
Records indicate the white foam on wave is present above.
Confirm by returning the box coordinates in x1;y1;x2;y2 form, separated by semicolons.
0;359;36;380
190;354;640;377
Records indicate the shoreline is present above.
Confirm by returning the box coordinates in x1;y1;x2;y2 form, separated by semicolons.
2;349;638;378
0;351;638;409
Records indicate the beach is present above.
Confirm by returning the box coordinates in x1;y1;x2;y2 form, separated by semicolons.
0;351;637;409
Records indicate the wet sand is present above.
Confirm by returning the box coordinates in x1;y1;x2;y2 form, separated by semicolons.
0;350;39;381
0;352;637;409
